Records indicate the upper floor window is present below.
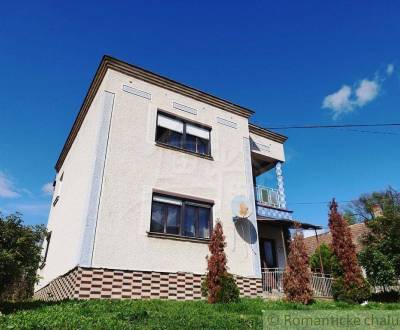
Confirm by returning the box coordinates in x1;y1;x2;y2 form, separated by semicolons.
150;193;212;239
156;112;211;156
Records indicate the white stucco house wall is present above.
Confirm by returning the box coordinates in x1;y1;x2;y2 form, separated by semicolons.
35;56;319;300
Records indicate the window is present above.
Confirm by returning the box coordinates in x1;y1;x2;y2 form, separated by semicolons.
39;231;52;269
53;172;64;206
156;113;211;156
150;193;212;239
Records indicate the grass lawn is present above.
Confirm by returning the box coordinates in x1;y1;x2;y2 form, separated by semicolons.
0;298;399;329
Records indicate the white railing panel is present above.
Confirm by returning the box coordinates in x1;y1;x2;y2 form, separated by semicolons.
261;268;333;298
255;185;283;209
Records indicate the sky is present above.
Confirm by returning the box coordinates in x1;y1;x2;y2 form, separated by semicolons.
0;1;399;229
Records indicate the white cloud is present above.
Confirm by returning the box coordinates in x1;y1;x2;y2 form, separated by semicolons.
0;171;20;198
322;85;353;118
354;79;380;107
386;63;394;76
322;79;381;119
0;201;50;217
41;182;54;195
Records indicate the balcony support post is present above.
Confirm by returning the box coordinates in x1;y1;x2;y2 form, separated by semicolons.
275;162;286;209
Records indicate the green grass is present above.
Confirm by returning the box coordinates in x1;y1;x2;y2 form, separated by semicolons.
0;299;399;329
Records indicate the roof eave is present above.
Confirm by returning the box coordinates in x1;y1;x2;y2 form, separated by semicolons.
248;123;288;144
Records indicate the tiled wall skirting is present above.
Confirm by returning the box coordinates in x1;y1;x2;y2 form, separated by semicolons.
34;267;262;301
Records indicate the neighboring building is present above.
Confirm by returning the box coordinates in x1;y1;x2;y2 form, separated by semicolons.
304;222;368;256
35;56;320;301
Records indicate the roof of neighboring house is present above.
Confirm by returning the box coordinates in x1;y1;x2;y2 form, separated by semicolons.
303;222;368;256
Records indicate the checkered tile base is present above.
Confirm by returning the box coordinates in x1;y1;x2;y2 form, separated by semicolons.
34;267;263;301
34;268;79;301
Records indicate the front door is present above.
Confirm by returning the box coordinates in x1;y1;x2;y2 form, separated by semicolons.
259;238;277;269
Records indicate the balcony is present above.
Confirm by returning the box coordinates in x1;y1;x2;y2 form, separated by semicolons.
254;185;284;209
255;184;293;220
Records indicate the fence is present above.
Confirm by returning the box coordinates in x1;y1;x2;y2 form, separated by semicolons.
261;268;333;298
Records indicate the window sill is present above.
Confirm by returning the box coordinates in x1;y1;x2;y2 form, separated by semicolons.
155;142;214;161
147;231;211;244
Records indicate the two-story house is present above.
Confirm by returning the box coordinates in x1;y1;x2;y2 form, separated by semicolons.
35;56;320;301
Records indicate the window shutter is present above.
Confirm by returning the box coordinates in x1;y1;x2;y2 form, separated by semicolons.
186;123;210;140
157;115;184;133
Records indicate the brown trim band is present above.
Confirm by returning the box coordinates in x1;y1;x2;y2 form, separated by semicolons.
249;123;288;144
55;55;254;171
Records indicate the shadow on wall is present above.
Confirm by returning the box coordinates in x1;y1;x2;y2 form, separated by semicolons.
234;218;257;245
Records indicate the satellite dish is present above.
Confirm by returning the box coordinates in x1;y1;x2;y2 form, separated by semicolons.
231;195;252;222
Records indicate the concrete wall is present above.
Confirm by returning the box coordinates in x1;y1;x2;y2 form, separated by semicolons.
91;69;260;278
250;132;285;162
37;67;289;290
36;79;107;289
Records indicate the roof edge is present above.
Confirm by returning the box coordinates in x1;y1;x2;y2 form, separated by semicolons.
249;123;288;144
55;55;255;171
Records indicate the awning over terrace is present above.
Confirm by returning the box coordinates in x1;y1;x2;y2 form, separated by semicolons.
257;216;322;230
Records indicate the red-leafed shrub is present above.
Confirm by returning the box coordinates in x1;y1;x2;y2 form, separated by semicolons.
329;199;371;302
283;225;314;304
203;221;239;303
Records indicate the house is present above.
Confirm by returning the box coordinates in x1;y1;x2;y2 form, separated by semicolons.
304;222;368;256
35;56;320;301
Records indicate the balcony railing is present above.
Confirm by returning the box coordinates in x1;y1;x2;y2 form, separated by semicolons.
262;268;333;298
255;185;284;209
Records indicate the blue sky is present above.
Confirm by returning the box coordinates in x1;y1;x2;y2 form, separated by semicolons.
0;1;399;229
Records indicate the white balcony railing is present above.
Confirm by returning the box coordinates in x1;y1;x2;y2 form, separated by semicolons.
255;185;284;209
262;268;333;298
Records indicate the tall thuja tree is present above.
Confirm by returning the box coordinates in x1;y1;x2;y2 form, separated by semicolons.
328;199;370;302
206;221;227;303
204;221;239;303
283;225;313;304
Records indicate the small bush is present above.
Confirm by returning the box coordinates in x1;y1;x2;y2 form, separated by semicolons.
370;290;400;303
201;273;240;303
216;274;240;303
332;276;371;303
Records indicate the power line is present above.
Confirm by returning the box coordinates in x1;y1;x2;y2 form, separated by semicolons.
266;123;400;129
287;200;352;205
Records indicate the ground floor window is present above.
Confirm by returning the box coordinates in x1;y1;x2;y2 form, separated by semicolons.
150;193;212;239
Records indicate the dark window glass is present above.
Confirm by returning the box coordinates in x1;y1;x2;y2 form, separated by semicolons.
183;205;196;237
150;202;164;233
156;126;170;144
150;195;212;239
166;204;181;234
156;113;211;156
185;134;197;153
198;208;210;238
197;138;208;154
169;131;183;148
